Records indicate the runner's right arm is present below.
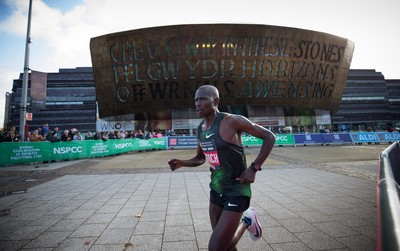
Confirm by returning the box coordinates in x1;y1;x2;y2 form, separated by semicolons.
168;144;205;171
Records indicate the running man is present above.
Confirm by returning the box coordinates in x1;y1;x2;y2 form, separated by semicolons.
168;85;276;251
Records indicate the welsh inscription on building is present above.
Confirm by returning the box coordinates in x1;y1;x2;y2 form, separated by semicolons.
90;24;354;118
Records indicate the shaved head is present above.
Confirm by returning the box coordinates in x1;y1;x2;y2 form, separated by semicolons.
196;85;219;99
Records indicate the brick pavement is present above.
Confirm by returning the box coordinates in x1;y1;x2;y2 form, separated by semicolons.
0;146;380;251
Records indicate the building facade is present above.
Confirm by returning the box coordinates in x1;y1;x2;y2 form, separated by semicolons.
4;67;400;135
332;69;400;132
6;67;96;133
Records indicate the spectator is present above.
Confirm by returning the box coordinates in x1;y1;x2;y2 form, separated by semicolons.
29;130;44;142
4;131;19;142
93;130;101;140
73;131;84;140
120;130;126;139
37;127;43;137
61;130;72;141
108;130;116;139
49;127;60;142
135;130;144;139
116;131;122;139
100;132;109;141
69;128;77;139
85;131;94;140
42;123;49;137
145;130;153;139
126;130;134;138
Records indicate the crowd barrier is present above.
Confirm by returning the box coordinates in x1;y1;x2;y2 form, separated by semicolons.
0;132;399;166
0;138;166;166
377;141;400;251
168;131;400;148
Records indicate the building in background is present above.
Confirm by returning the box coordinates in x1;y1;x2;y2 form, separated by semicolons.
5;67;96;133
332;69;400;132
4;67;400;135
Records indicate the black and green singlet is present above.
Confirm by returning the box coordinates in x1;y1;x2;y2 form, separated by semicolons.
197;112;251;198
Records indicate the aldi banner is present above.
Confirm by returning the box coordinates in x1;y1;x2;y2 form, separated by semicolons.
322;133;352;144
376;132;400;142
294;134;324;145
350;132;380;143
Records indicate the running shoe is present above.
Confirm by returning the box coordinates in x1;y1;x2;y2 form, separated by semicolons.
242;207;262;241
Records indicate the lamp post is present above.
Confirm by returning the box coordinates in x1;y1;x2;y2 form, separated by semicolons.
19;0;33;141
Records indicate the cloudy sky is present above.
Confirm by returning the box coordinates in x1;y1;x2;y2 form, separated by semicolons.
0;0;399;126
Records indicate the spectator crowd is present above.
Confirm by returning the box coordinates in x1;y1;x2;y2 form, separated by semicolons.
0;124;172;143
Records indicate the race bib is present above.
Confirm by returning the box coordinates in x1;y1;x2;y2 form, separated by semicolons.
200;140;221;170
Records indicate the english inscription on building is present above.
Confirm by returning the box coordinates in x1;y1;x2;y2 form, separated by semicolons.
90;24;354;118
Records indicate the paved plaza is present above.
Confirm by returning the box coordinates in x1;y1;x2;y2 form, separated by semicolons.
0;144;386;251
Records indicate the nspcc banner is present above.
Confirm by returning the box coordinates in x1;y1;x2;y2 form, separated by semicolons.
0;138;167;166
275;134;295;145
90;24;354;118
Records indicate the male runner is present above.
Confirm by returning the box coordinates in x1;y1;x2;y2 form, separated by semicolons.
168;85;276;251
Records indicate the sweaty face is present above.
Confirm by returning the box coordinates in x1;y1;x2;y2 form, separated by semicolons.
194;88;216;117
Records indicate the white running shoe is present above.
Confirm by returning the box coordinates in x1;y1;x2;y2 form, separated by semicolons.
242;207;262;241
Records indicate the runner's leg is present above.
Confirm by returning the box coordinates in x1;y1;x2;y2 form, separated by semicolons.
208;206;243;251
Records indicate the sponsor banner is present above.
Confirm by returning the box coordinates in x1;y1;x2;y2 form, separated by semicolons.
350;132;380;143
376;132;400;142
168;134;295;148
275;134;295;145
89;140;111;157
96;119;135;131
168;136;198;148
242;135;264;146
4;142;48;164
294;134;324;145
322;133;352;144
0;138;167;166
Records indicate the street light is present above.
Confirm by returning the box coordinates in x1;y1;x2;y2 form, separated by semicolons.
19;0;33;141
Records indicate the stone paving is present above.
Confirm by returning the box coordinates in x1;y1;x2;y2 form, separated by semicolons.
0;146;380;251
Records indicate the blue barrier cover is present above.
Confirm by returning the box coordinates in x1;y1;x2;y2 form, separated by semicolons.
322;133;352;144
350;132;380;143
294;134;324;145
376;132;400;142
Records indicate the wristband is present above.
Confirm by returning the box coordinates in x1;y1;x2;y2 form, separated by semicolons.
251;162;262;171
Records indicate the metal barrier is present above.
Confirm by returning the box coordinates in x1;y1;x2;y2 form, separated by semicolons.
377;141;400;251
